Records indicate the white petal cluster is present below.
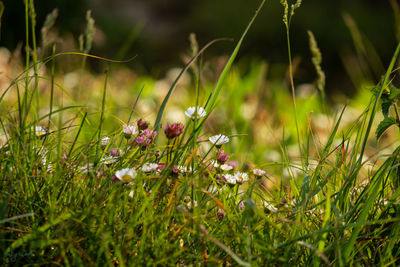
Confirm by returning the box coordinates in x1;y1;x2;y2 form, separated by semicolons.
220;164;233;171
263;201;278;213
234;171;249;184
101;137;111;147
209;134;229;146
252;168;266;177
123;124;138;136
223;174;237;185
141;163;159;172
35;126;47;137
184;106;206;120
222;171;249;185
115;168;137;181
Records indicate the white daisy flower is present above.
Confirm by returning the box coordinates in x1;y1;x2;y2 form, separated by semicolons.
141;163;159;172
178;165;196;174
263;201;278;213
114;168;137;181
187;201;198;209
35;126;47;137
123;124;138;137
210;160;220;168
80;163;94;173
234;171;249;184
220;164;233;171
209;134;229;146
100;156;117;165
253;168;266;177
223;174;236;185
178;165;188;173
101;137;111;148
184;106;206;120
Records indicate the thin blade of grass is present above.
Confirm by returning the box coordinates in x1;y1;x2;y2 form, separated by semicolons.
204;0;267;115
153;38;228;135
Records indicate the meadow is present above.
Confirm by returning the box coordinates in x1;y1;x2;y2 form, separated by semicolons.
1;0;400;266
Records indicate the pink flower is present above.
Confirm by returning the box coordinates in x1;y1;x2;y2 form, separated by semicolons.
227;160;237;169
171;165;179;175
137;118;150;131
157;163;166;172
109;149;120;157
135;129;157;147
237;201;245;211
217;209;226;220
164;122;184;139
216;150;229;163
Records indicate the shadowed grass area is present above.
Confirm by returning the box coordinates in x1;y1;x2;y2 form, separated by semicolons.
1;0;400;266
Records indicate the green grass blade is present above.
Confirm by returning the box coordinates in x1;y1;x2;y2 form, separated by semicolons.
204;0;267;115
153;38;227;135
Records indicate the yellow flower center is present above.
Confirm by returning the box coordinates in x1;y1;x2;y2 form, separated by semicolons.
122;174;132;180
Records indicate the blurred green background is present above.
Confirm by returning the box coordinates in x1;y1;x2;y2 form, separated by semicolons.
1;0;398;97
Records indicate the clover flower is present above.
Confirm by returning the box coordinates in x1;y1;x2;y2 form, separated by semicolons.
137;118;150;131
209;134;229;147
135;129;157;147
234;171;249;184
114;168;137;182
217;209;226;221
141;163;159;172
253;168;266;177
237;201;245;211
123;124;138;138
216;150;229;163
184;106;206;120
171;165;180;175
164;122;184;139
109;149;120;157
156;163;166;173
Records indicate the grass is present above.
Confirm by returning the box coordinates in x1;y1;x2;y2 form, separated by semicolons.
1;0;400;266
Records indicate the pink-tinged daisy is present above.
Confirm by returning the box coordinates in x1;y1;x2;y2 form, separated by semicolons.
220;164;233;171
184;106;206;120
253;168;266;177
123;124;138;138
